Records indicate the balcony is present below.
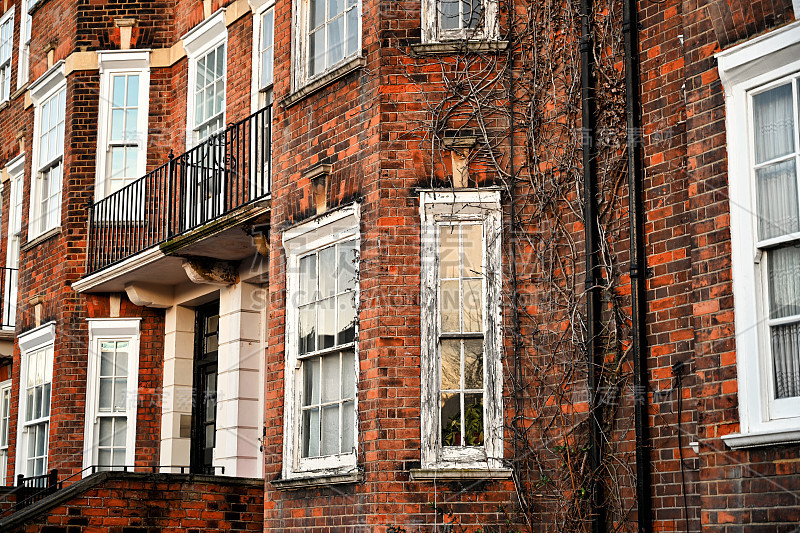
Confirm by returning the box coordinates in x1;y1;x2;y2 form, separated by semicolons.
85;105;272;278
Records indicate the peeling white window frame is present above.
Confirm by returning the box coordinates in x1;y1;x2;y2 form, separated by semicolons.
17;0;30;89
15;322;56;478
290;0;363;91
28;61;66;240
0;7;14;103
94;50;151;201
182;9;228;149
420;0;498;44
717;20;800;449
281;204;360;480
419;189;503;470
82;319;141;474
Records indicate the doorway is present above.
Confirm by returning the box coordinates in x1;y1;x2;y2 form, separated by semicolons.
191;301;219;474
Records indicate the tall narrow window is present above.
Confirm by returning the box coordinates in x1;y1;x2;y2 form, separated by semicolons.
0;8;13;103
0;380;11;484
30;65;66;239
22;346;53;477
259;7;274;97
282;204;360;480
419;190;504;472
193;42;226;143
96;51;150;200
83;320;139;473
17;0;30;88
3;154;22;328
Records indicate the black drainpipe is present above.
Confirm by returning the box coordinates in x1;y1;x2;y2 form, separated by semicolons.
580;0;605;532
622;0;653;530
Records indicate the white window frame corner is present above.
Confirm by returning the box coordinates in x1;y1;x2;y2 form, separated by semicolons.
251;0;275;113
14;321;56;478
716;20;800;449
281;203;361;480
182;10;228;149
82;318;141;474
94;50;151;202
28;61;67;240
0;6;15;103
419;189;503;471
421;0;498;44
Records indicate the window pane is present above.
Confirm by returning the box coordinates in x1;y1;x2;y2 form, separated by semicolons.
126;75;139;106
440;280;460;332
772;321;800;399
768;245;800;319
99;379;112;411
462;279;483;332
341;350;356;398
299;304;316;355
753;83;795;164
462;225;483;276
114;378;127;411
302;408;320;457
336;292;356;345
317;297;336;350
338;240;357;291
441;339;460;390
309;29;324;76
756;159;799;240
125;109;138;140
341;400;354;452
112;76;126;107
463;0;483;28
99;418;113;446
310;0;324;29
327;16;344;67
100;349;114;376
463;393;483;446
42;384;51;417
439;226;459;278
113;449;126;467
441;392;460;446
321;352;340;402
98;449;111;467
110;109;124;141
346;8;358;56
303;358;320;406
113;418;127;446
319;246;336;298
464;339;483;389
321;404;339;455
125;146;138;178
440;0;460;30
299;254;317;305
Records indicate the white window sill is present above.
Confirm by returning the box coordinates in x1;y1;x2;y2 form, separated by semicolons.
21;226;61;252
722;427;800;449
410;468;512;482
272;471;363;490
282;56;366;108
411;40;509;56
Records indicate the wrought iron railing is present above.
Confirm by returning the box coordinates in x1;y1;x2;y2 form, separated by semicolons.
87;104;272;274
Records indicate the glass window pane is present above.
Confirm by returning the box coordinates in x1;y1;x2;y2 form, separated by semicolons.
113;449;126;467
114;378;127;411
115;345;128;376
310;29;324;76
310;0;324;29
441;339;460;391
302;408;320;457
319;246;336;297
125;146;138;178
341;400;354;452
215;44;225;77
330;0;344;17
462;279;483;332
439;226;459;278
440;0;460;30
42;384;51;417
341;350;356;398
112;76;126;108
299;304;316;355
110;109;125;142
317;297;336;350
440;280;460;332
99;418;113;446
98;449;111;467
771;321;800;399
756;160;799;241
321;352;340;402
462;225;483;277
464;339;483;389
321;404;339;456
125;109;138;140
336;292;356;345
126;75;139;107
464;0;483;28
99;379;112;411
113;418;127;446
441;392;460;446
768;245;800;319
463;393;484;446
303;358;320;406
338;240;357;291
346;8;358;56
299;254;317;305
327;16;344;67
753;83;795;164
100;349;114;377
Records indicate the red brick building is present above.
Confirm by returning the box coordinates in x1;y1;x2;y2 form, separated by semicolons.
0;0;794;529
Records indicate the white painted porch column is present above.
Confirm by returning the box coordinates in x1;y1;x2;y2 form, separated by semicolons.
160;305;195;470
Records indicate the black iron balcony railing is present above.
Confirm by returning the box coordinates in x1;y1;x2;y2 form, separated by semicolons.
87;104;272;274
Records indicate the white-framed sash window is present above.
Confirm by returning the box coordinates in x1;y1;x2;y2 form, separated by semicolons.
0;7;13;102
3;154;23;328
17;0;30;88
0;379;11;484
